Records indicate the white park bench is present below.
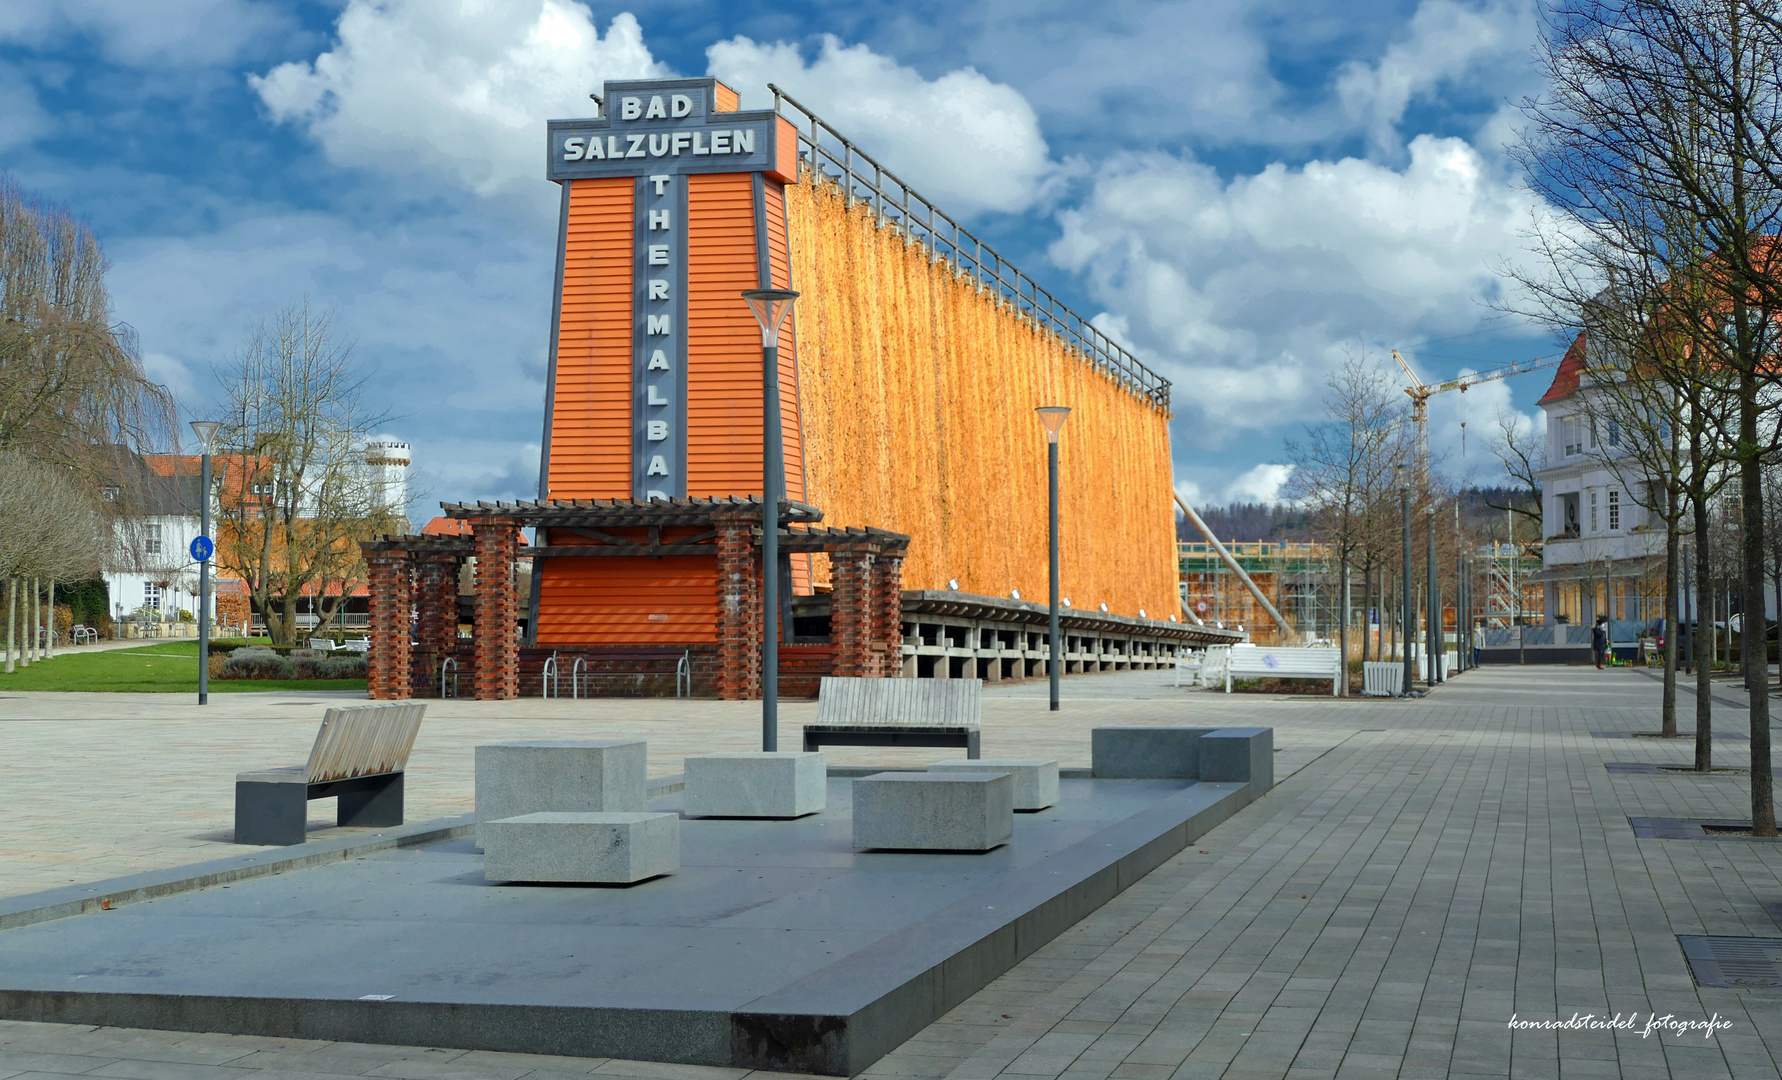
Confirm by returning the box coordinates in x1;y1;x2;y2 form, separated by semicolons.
1225;646;1343;695
1174;644;1232;688
234;702;427;845
70;624;99;645
805;677;982;759
307;638;339;651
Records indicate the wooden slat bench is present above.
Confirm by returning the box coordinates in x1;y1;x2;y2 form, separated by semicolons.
803;677;982;759
1224;646;1342;695
234;702;427;845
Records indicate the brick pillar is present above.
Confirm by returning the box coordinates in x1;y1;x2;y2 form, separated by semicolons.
715;511;761;700
414;553;460;696
366;549;412;700
831;550;873;678
472;520;520;700
871;552;905;678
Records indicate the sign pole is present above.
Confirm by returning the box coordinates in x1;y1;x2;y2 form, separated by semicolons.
197;449;212;706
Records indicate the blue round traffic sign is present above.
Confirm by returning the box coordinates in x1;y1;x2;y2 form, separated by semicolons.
190;535;214;562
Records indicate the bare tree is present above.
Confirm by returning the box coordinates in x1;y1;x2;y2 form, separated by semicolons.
1486;407;1546;540
1508;0;1782;827
0;451;103;671
1287;350;1411;691
0;177;175;474
212;303;403;646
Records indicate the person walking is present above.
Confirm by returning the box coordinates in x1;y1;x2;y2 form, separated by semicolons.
1591;616;1608;670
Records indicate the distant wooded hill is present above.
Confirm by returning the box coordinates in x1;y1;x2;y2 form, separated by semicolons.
1180;487;1537;544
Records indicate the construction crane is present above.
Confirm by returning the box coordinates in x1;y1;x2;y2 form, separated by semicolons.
1390;349;1562;474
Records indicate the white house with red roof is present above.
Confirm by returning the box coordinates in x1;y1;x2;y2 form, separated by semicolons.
1530;332;1668;631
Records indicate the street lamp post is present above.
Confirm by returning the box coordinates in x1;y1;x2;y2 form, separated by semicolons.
190;420;223;706
741;289;800;751
1455;505;1466;674
1036;407;1072;711
1427;505;1441;684
1399;469;1414;695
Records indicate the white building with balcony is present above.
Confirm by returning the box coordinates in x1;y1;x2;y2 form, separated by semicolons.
1531;333;1668;630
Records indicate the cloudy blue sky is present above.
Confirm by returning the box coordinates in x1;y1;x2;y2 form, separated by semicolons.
0;0;1566;520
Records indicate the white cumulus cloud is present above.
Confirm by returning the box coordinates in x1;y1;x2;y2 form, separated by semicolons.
1053;134;1546;447
251;0;664;203
706;34;1057;217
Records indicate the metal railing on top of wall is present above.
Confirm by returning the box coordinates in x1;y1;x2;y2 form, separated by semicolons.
770;85;1172;411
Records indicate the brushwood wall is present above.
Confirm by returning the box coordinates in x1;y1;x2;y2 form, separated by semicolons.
786;176;1179;621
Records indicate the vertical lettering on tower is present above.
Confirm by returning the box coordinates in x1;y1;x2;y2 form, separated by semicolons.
632;172;688;499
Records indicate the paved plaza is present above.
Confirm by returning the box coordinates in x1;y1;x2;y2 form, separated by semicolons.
2;667;1780;1078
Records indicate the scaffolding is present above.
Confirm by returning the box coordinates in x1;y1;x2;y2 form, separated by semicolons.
1478;541;1543;626
1178;542;1344;644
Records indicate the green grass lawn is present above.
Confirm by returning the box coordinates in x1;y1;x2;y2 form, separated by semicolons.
0;641;368;694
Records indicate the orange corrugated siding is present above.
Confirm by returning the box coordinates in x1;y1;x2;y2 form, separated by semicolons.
713;82;739;112
535;551;717;645
764;179;813;594
547;177;633;499
686;173;769;495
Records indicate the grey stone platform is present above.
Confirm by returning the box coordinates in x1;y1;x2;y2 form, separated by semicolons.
0;775;1264;1076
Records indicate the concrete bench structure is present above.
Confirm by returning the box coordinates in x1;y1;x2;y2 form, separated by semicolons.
804;677;982;758
852;771;1014;851
482;812;679;883
1225;645;1342;694
234;703;426;846
474;739;647;848
683;751;826;818
1092;727;1274;790
927;758;1058;810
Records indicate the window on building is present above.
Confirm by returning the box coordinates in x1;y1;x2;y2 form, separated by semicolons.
1608;490;1620;531
144;582;161;612
144;522;162;555
1562;417;1586;457
1608;421;1620;447
1589;491;1599;533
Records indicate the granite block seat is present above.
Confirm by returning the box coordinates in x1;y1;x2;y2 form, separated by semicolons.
804;677;981;758
683;752;826;818
234;703;426;846
852;771;1013;852
927;758;1058;810
475;740;647;849
482;812;679;883
1092;727;1273;791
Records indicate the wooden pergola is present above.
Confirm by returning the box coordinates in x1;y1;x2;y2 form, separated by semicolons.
362;497;910;700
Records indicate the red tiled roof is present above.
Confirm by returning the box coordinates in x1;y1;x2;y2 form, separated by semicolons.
1537;332;1586;406
421;517;474;536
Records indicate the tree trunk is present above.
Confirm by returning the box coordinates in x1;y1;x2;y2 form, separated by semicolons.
4;578;14;674
1662;500;1680;737
25;577;37;666
1694;478;1714;771
1739;371;1775;835
44;578;55;659
1339;560;1351;696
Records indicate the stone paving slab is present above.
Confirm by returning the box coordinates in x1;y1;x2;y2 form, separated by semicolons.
5;668;1781;1078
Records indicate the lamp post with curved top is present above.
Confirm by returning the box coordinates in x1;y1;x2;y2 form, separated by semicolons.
1036;406;1071;711
1397;465;1414;695
190;420;223;706
742;288;799;751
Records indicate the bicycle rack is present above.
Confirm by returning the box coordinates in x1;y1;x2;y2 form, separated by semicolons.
571;656;588;699
541;652;560;698
440;656;458;699
676;652;690;698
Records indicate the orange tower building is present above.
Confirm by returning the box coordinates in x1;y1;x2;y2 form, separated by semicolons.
364;77;1227;702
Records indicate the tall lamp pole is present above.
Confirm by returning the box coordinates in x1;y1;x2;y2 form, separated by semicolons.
1455;504;1466;674
190;421;223;705
1036;407;1072;711
1399;468;1414;695
742;289;800;751
1427;505;1441;683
